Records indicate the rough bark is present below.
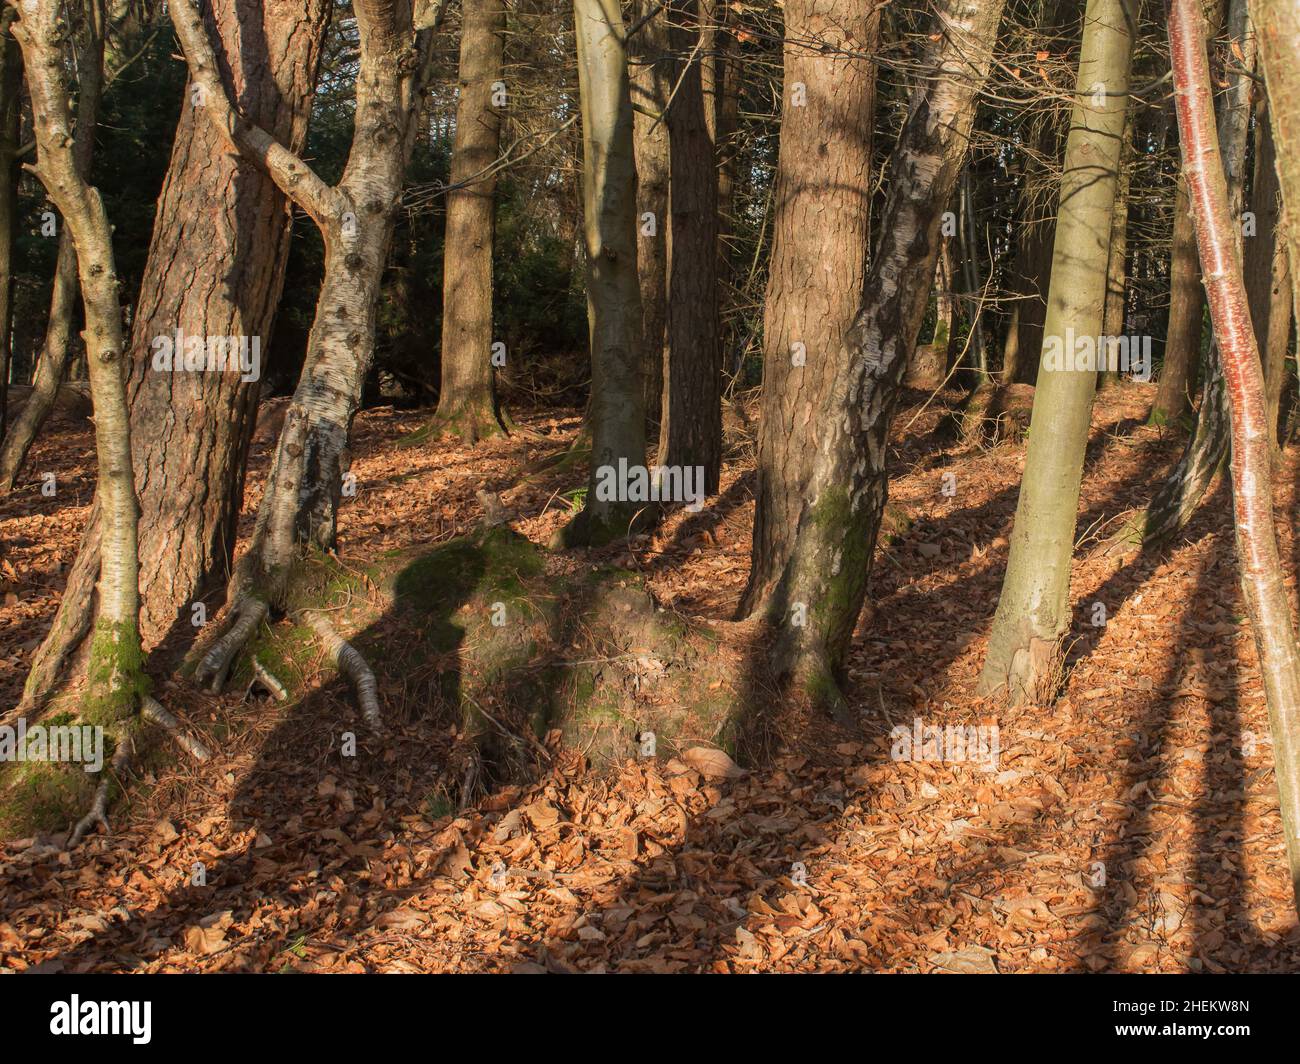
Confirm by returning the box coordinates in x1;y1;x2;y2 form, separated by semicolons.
740;0;879;616
979;0;1134;704
1171;0;1300;909
1150;173;1205;423
657;0;721;495
431;0;509;442
174;0;435;617
557;0;647;546
763;0;1007;708
630;0;671;424
12;0;143;722
19;0;330;712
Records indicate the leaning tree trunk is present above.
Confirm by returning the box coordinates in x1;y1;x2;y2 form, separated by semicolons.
763;0;1007;710
740;0;879;617
1110;0;1248;551
172;0;436;648
979;0;1135;704
657;0;721;495
18;0;330;714
1248;0;1300;329
0;2;104;494
429;0;509;442
12;0;143;724
1170;0;1300;911
556;0;647;546
630;0;672;426
1245;103;1294;454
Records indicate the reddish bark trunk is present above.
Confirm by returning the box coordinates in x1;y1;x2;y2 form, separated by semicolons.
1170;0;1300;906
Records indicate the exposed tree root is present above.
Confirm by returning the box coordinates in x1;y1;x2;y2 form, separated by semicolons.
250;658;289;702
67;737;132;849
141;696;212;762
299;610;383;731
195;597;269;694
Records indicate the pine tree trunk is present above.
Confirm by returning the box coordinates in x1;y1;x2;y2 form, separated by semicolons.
630;0;671;425
19;0;330;712
1170;0;1300;910
979;0;1134;704
657;0;721;494
1150;173;1205;423
740;0;879;616
765;0;1007;707
558;0;646;545
432;0;508;442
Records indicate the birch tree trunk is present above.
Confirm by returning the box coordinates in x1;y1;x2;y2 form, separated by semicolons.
0;13;19;444
430;0;509;442
556;0;647;546
0;1;105;492
1170;0;1300;909
170;0;443;694
12;0;144;723
18;0;329;715
741;0;879;616
979;0;1135;703
764;0;1007;708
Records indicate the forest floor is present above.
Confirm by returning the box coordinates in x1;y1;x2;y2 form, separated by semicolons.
3;381;1300;973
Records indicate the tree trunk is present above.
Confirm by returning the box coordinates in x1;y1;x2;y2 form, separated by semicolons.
657;0;721;495
979;0;1134;704
740;0;879;616
1170;0;1300;910
0;14;19;444
557;0;647;546
1249;0;1300;330
763;0;1007;709
0;3;104;493
1245;106;1293;454
1150;173;1205;424
630;0;671;426
1115;0;1248;550
19;0;330;713
431;0;509;442
1099;114;1132;389
13;0;143;723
